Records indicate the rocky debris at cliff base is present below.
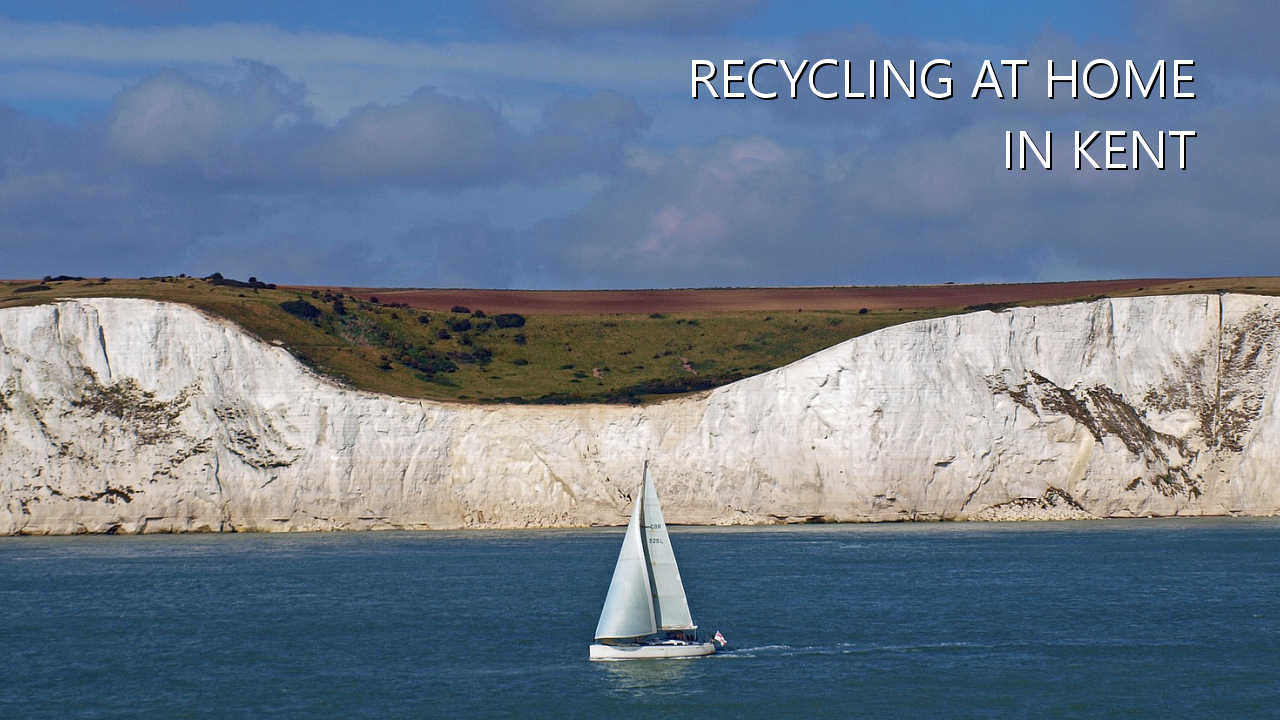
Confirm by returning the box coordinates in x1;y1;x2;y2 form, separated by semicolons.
969;488;1096;521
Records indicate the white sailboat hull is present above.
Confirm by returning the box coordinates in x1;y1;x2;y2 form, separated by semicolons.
591;464;722;662
589;641;716;661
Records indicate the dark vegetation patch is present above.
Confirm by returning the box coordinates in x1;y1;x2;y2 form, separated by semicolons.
203;272;276;290
280;299;322;320
397;346;457;375
494;313;526;328
72;377;192;444
451;346;493;365
965;302;1014;312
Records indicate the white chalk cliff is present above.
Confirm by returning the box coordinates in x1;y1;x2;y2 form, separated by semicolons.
2;294;1279;534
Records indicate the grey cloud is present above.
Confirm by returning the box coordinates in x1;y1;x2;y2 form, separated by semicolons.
0;62;647;282
526;84;1280;289
0;171;256;280
299;88;523;188
183;221;530;288
107;62;313;185
1139;0;1280;73
0;100;256;279
499;0;764;32
386;223;522;288
106;63;648;189
514;21;1268;288
529;91;651;175
532;137;855;287
182;234;380;287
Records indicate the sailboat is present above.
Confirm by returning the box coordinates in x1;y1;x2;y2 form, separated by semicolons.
589;462;721;661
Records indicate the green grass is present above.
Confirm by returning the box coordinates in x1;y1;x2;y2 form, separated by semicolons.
3;275;1277;404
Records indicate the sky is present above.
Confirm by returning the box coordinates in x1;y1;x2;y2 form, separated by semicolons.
0;1;1275;288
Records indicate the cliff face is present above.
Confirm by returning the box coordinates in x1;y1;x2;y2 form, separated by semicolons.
2;294;1278;534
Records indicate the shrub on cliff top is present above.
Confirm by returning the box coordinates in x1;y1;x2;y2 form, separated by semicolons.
205;272;275;290
280;299;322;320
493;313;526;328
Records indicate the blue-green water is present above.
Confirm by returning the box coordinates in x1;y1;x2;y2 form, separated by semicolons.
3;519;1279;718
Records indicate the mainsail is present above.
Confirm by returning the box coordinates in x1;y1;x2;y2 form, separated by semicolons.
640;464;695;631
594;463;696;640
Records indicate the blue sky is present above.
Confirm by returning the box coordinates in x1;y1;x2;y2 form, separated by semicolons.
0;1;1275;288
0;1;1133;44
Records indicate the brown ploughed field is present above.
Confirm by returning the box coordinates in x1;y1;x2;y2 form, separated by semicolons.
305;278;1205;315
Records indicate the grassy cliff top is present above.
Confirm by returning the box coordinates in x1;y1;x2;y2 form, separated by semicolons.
2;275;1277;404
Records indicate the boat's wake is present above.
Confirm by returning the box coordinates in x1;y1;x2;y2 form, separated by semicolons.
718;641;985;658
719;637;1200;659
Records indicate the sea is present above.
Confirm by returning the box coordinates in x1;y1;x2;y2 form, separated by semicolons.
3;519;1278;719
